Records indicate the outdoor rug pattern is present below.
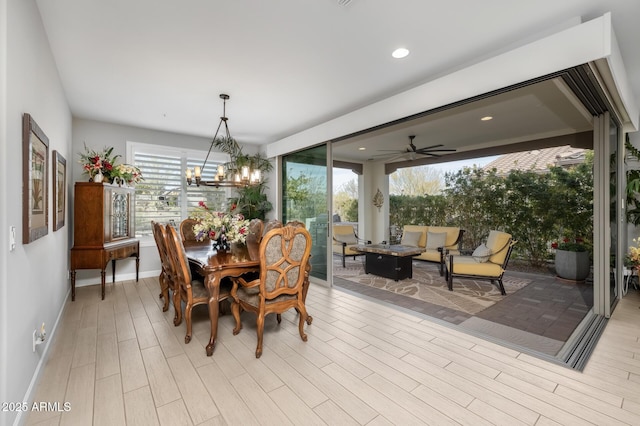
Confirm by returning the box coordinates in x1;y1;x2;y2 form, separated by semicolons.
333;258;531;316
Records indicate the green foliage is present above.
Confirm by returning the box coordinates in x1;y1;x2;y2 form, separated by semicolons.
390;161;594;267
212;136;274;220
624;140;640;226
343;199;358;222
389;194;448;228
284;171;327;222
557;242;588;252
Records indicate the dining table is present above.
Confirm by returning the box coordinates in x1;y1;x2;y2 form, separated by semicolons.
184;242;260;356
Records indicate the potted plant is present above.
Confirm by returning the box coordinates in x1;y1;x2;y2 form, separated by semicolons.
212;136;274;220
553;238;590;282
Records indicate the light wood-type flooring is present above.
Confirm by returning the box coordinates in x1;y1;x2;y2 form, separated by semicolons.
24;277;640;425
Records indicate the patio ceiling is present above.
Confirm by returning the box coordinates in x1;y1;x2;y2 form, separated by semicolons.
332;77;594;166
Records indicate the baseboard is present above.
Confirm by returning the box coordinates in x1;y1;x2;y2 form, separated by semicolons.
73;269;161;288
14;289;70;426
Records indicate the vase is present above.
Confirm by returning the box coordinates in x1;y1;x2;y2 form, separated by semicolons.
555;249;590;281
212;235;231;253
93;171;104;183
113;177;127;187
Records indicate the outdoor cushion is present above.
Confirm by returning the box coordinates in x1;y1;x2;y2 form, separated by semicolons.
428;226;460;247
401;231;422;247
402;225;428;247
486;230;512;264
425;231;447;249
472;243;492;263
447;255;504;276
334;233;357;244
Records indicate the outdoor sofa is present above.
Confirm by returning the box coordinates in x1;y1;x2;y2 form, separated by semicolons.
400;225;465;275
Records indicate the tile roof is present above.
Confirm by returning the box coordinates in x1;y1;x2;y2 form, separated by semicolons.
483;145;586;175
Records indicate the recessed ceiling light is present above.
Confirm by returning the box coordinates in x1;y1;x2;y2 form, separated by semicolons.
481;116;493;121
392;48;409;59
358;147;366;151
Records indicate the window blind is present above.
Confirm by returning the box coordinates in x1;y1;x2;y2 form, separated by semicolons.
131;147;227;237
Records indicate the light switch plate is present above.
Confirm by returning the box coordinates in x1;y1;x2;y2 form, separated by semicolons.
9;226;16;251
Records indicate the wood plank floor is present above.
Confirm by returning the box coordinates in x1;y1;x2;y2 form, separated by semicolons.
25;277;640;425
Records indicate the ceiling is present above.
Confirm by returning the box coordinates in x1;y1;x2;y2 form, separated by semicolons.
36;1;640;163
332;77;594;165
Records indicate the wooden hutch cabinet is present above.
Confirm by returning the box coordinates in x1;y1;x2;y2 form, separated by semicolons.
70;182;139;300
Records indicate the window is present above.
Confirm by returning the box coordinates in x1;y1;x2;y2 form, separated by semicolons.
127;141;230;237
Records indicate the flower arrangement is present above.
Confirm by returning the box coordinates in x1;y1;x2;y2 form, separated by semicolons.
189;201;249;250
111;163;143;185
78;144;119;181
627;238;640;269
551;237;587;252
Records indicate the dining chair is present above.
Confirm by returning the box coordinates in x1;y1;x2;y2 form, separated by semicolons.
151;221;177;316
286;220;313;325
165;224;232;343
179;218;209;246
230;223;312;358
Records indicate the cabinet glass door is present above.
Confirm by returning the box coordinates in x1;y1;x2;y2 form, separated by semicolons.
112;191;130;239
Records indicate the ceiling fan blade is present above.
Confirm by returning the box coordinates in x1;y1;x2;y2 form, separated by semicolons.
415;148;457;154
414;144;444;151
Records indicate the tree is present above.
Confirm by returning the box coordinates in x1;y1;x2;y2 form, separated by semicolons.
339;178;358;198
284;170;327;222
390;166;444;196
333;178;358;222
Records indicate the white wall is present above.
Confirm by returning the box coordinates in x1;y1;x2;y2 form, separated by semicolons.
0;0;9;420
266;13;638;158
71;119;214;285
70;118;267;285
1;1;72;425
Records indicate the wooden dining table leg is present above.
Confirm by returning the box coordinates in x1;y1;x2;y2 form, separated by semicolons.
205;272;222;356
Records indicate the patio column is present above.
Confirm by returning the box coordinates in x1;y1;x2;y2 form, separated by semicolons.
361;161;388;244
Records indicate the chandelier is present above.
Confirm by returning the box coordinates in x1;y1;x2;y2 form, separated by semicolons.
185;94;261;188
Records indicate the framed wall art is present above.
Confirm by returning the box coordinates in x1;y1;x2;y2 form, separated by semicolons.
22;113;49;243
52;150;66;231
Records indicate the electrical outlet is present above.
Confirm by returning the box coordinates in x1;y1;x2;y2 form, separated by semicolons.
9;226;16;252
32;323;46;352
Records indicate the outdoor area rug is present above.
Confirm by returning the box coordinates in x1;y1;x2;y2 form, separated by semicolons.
331;256;594;357
333;257;531;316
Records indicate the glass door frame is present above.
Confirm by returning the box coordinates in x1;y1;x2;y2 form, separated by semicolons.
279;142;333;287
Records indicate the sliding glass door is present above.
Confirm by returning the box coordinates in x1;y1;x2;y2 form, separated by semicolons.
282;144;331;283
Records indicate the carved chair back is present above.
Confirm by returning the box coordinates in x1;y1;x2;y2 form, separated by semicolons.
179;218;209;246
258;224;312;300
151;221;176;311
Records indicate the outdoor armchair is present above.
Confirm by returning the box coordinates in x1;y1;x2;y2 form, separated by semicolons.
332;224;371;267
445;230;516;295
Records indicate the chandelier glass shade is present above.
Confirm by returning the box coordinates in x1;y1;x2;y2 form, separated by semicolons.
185;94;261;188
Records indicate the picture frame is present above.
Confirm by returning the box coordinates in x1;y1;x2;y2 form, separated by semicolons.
52;150;66;231
22;113;49;244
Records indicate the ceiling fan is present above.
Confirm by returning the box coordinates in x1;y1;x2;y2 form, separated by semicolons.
374;135;456;161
